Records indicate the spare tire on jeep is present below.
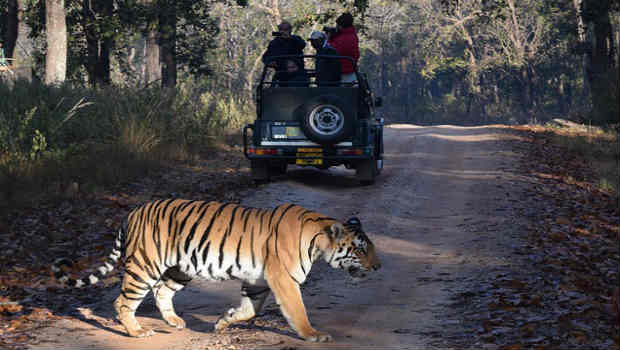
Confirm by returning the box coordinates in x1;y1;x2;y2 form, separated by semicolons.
297;95;353;145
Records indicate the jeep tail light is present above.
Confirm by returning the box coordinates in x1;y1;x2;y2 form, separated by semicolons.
249;148;282;155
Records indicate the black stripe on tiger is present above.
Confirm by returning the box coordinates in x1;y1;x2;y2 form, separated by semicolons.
298;215;333;274
218;205;241;268
241;285;270;300
184;201;212;254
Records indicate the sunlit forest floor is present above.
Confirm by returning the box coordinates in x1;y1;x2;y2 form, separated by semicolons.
0;123;618;349
430;123;619;349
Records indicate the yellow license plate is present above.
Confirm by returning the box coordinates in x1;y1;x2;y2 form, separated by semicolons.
296;153;323;157
297;148;322;153
296;158;323;165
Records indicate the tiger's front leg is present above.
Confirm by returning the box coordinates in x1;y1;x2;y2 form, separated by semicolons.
264;260;332;342
214;282;270;332
152;266;193;329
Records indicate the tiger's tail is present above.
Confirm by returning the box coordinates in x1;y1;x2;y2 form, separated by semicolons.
52;219;126;288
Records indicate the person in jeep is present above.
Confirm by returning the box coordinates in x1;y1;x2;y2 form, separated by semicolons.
327;13;360;84
262;21;306;84
308;31;341;87
278;60;309;87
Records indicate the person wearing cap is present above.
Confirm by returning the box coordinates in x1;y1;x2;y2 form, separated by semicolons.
308;31;341;87
327;13;360;83
262;21;307;84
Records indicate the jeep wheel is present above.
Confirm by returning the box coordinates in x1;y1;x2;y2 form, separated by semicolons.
357;158;379;186
299;96;352;145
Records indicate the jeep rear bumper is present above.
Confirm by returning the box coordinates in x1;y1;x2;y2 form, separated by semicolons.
243;124;377;164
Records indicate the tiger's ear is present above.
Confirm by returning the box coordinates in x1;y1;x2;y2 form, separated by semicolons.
328;223;345;239
345;217;362;230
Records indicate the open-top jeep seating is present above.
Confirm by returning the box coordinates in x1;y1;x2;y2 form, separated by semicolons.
243;55;383;185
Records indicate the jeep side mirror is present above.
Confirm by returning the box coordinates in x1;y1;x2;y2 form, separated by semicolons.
374;97;383;107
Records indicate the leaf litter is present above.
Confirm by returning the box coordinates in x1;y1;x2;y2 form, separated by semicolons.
429;126;619;350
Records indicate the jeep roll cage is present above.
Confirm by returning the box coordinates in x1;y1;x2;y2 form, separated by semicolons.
244;54;384;185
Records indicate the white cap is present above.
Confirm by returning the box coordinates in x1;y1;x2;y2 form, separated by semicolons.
308;31;326;40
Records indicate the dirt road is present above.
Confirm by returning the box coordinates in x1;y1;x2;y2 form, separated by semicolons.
31;125;524;349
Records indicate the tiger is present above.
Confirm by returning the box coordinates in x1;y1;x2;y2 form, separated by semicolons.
52;199;381;342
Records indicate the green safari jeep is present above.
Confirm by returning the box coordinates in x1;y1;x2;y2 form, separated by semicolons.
243;55;384;185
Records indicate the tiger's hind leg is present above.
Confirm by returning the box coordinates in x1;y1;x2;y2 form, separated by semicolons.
152;266;192;329
114;261;159;337
214;281;270;332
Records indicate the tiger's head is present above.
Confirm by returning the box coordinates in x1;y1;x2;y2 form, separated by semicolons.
326;217;381;278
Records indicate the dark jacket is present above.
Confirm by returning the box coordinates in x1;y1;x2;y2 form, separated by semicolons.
327;26;359;74
315;44;341;86
262;35;306;81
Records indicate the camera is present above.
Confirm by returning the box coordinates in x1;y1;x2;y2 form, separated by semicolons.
323;26;338;34
272;31;282;37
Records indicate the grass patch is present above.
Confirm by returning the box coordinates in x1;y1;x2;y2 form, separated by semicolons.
543;120;619;195
0;79;253;216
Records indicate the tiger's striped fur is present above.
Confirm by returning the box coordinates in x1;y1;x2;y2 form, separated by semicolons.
52;199;380;342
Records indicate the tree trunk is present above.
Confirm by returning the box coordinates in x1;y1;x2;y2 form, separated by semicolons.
13;0;33;80
143;0;160;85
581;0;616;123
144;29;160;85
83;0;113;87
6;0;18;59
159;0;176;88
572;0;590;98
45;0;67;84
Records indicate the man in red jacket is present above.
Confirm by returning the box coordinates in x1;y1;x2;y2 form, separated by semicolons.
327;13;359;84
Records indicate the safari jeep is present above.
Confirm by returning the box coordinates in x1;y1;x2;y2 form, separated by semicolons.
243;55;384;185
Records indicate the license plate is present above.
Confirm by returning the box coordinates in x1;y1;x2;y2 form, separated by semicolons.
296;158;323;165
297;148;322;153
286;127;303;138
271;126;305;140
296;153;323;157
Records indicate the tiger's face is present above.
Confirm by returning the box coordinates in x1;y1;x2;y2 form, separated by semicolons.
327;218;381;278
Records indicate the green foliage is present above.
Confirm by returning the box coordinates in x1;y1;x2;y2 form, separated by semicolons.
0;78;251;206
174;1;220;77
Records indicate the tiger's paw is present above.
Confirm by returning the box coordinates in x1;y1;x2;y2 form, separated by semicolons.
302;330;332;342
163;314;186;329
127;327;155;338
213;318;230;332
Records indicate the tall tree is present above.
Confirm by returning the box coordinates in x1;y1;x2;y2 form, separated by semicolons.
83;0;114;86
159;0;176;88
143;0;161;85
45;0;67;84
581;0;618;123
14;0;33;80
4;0;17;60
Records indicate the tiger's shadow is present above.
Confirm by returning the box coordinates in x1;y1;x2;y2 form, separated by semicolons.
67;287;297;339
284;167;360;189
